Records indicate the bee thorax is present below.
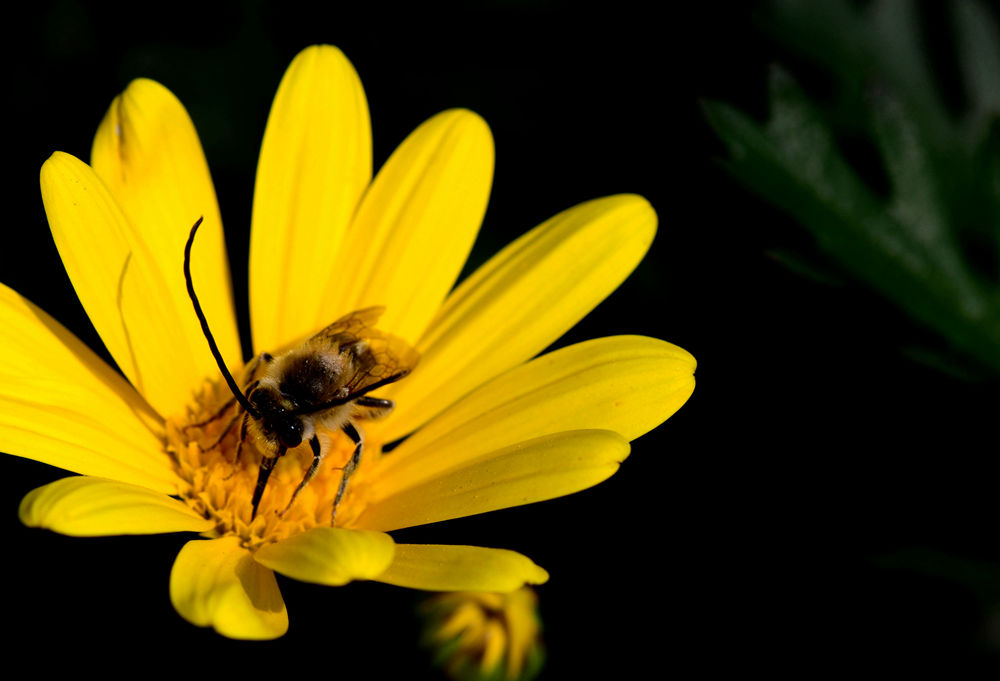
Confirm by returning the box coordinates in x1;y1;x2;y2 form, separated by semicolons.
275;352;350;405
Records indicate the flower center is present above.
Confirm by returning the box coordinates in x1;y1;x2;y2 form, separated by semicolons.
165;378;381;550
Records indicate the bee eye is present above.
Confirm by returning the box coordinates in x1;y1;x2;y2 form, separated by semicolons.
279;419;303;448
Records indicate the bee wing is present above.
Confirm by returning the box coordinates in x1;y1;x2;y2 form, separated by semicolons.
310;306;420;396
308;306;387;345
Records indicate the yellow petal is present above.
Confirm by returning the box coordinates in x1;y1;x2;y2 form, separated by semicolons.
434;599;491;641
253;527;394;586
19;476;212;536
375;544;548;592
250;45;372;352
39;152;207;417
170;536;288;640
91;78;241;387
379;194;656;441
318;108;493;345
0;282;176;491
380;335;695;487
481;619;508;674
504;588;542;678
359;430;629;532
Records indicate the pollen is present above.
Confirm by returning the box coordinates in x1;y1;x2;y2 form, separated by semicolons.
164;379;380;550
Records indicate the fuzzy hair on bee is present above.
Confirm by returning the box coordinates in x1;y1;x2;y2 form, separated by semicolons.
183;217;419;523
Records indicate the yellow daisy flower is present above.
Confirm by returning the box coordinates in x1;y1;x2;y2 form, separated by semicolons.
420;588;545;681
5;44;695;640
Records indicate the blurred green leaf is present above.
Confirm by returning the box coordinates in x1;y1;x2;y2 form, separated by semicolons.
865;0;952;145
706;0;1000;376
765;0;954;147
765;249;848;287
984;120;1000;271
867;87;983;312
874;547;1000;605
764;0;867;86
899;345;987;383
704;65;1000;374
954;0;1000;133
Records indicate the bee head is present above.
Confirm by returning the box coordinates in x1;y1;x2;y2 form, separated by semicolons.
270;416;303;449
250;386;305;449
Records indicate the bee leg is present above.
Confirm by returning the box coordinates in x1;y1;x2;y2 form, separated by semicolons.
353;395;395;421
185;394;238;430
219;412;250;468
279;435;323;517
331;423;362;526
184;355;269;431
199;409;242;451
251;445;285;520
223;412;251;480
191;378;260;452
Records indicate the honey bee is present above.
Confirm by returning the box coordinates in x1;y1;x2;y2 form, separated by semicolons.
183;217;418;523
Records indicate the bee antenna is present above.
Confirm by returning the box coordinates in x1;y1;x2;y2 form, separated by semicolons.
184;217;260;419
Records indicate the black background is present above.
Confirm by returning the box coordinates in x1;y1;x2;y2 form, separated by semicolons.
3;0;999;676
